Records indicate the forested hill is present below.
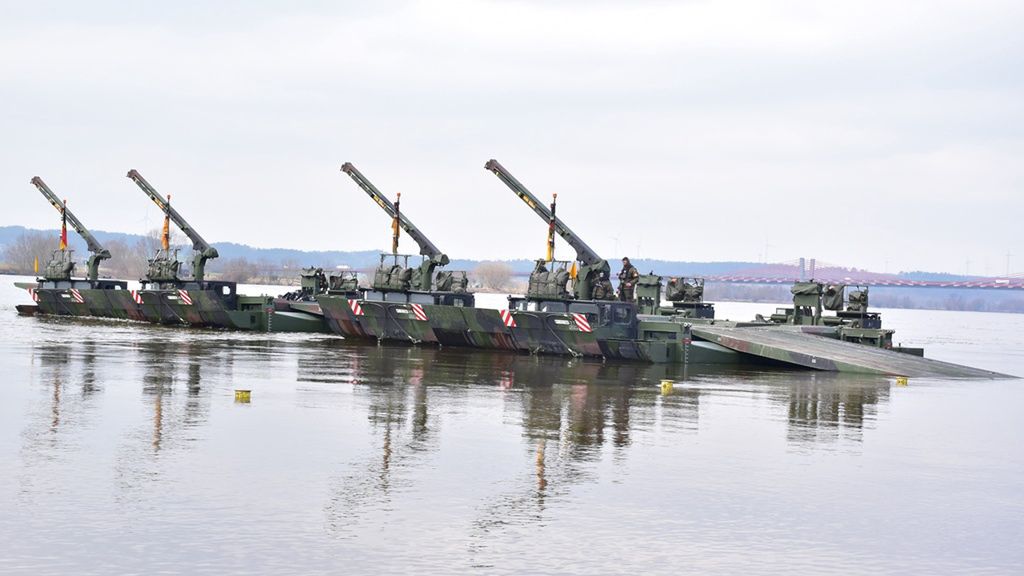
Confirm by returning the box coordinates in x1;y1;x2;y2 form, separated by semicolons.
0;225;761;275
0;225;990;281
0;225;382;269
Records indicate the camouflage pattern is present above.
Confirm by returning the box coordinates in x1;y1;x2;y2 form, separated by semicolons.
129;289;326;331
16;281;131;319
505;311;598;356
223;296;328;332
317;294;710;362
104;289;149;322
39;287;91;317
159;288;232;326
80;286;142;320
317;296;502;346
319;295;580;351
122;290;176;324
15;281;326;332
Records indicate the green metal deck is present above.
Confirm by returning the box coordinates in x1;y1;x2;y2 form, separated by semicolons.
691;325;1012;378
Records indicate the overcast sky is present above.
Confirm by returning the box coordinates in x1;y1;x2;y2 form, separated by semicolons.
2;1;1021;275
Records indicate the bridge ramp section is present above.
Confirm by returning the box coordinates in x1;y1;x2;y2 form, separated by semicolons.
691;325;1011;378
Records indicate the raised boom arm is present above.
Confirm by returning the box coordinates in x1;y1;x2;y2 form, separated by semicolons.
484;159;610;300
31;176;111;282
484;159;603;266
341;162;450;266
126;169;219;282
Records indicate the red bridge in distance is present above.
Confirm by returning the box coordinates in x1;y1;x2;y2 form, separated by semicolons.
700;260;1024;291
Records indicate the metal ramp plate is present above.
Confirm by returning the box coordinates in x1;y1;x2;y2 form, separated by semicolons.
287;301;324;317
691;325;1010;378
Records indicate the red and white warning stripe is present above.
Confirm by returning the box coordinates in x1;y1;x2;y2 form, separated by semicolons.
27;288;39;302
348;299;364;316
130;290;144;304
499;309;517;328
177;289;193;305
410;303;428;321
70;288;85;304
571;312;592;333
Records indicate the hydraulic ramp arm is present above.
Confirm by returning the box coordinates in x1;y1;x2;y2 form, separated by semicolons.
484;159;610;299
31;176;111;282
126;169;219;283
341;162;450;291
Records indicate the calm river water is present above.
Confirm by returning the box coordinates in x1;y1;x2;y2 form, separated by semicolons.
1;276;1022;575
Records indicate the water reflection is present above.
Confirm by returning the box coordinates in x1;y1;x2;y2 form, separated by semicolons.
15;333;896;555
81;340;99;396
17;341;106;505
473;359;670;554
320;345;445;537
109;338;214;510
23;341;105;446
756;372;890;445
649;368;893;445
136;340;210;452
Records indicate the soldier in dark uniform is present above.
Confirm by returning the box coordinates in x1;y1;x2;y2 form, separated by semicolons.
592;270;615;300
316;268;328;295
617;257;639;301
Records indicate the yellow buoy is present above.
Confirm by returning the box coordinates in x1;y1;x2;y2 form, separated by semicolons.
235;389;252;403
660;380;674;395
895;377;909;387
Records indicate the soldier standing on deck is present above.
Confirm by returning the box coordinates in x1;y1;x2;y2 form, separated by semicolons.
617;257;639;301
592;270;615;300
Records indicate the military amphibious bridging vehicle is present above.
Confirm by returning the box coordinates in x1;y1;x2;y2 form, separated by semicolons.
15;177;129;318
319;159;731;362
318;163;499;346
18;172;326;332
123;170;327;332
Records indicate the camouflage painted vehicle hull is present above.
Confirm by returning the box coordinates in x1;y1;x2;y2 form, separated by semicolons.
154;288;234;327
15;283;198;325
122;289;180;324
504;310;603;356
316;295;722;363
104;289;150;322
37;288;93;317
15;282;135;320
318;296;514;348
226;297;328;333
15;282;326;332
76;286;149;321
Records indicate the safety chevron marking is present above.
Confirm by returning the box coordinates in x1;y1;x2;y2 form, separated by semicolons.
571;312;592;333
348;299;364;316
410;303;428;321
69;288;85;304
130;290;144;304
499;309;517;328
178;289;193;305
27;288;39;302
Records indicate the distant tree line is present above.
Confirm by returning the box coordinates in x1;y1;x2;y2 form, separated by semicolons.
1;230;59;274
0;228;316;284
2;228;189;280
472;261;514;291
